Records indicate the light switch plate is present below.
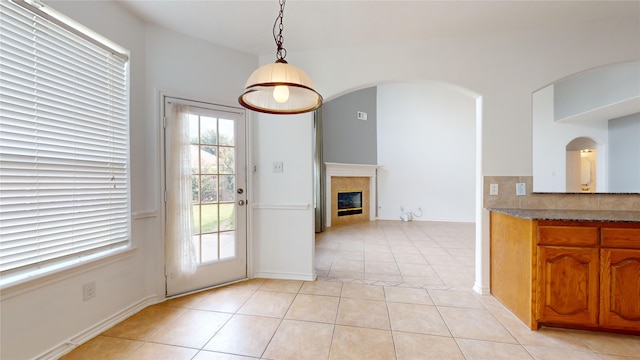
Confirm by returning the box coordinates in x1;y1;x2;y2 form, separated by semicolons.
516;182;526;196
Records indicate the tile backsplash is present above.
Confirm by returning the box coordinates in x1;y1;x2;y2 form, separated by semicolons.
483;176;640;211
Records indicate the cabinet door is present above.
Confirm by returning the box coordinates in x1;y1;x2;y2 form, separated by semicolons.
600;249;640;330
537;246;599;326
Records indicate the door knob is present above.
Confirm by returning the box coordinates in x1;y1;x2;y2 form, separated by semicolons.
238;200;245;206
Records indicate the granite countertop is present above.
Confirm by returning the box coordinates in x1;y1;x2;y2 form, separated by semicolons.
488;208;640;223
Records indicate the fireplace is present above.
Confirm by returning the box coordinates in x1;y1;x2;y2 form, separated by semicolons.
337;191;363;216
325;162;381;227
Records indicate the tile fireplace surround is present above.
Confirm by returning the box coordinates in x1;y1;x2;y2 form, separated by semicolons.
325;163;381;227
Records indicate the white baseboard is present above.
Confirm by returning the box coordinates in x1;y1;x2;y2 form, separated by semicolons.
35;295;161;360
253;271;317;282
473;282;491;295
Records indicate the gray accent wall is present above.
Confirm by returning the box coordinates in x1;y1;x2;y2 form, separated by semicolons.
608;112;640;192
554;62;640;121
322;86;377;165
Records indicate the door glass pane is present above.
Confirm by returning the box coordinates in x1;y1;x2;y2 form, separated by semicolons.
189;114;199;143
201;175;218;203
192;205;201;234
200;116;217;145
201;204;218;233
192;176;200;203
219;147;234;174
192;234;201;260
201;233;219;263
219;118;234;146
219;203;235;231
219;175;235;202
220;231;235;259
190;144;199;173
200;146;218;174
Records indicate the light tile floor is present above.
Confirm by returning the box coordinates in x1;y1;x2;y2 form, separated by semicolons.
61;220;640;359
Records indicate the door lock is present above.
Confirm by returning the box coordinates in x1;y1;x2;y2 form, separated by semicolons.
237;188;244;194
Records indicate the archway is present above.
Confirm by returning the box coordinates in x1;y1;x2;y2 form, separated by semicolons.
566;137;599;193
315;80;487;294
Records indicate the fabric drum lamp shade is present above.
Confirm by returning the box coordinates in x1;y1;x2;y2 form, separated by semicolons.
239;60;322;114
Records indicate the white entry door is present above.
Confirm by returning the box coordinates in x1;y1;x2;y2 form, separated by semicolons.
164;97;247;296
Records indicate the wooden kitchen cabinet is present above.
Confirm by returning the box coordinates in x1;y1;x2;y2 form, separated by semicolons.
536;225;600;327
600;227;640;330
490;211;640;333
600;249;640;330
536;245;599;327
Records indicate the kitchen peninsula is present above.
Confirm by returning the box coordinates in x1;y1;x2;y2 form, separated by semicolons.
490;208;640;333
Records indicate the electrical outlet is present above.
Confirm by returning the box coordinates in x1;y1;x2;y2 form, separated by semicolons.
83;281;96;301
273;161;283;173
516;182;526;196
489;183;499;196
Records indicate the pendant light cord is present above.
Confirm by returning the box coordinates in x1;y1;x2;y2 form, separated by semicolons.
273;0;287;62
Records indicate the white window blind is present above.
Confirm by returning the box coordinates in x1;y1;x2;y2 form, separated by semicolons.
0;0;130;287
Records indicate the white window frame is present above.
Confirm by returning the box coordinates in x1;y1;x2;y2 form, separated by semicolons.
0;0;131;289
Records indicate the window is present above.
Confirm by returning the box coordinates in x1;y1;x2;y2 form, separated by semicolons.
0;0;130;287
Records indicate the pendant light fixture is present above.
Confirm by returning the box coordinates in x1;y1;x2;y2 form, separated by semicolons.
238;0;322;114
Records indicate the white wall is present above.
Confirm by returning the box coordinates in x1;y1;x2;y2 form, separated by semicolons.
0;1;257;359
251;113;316;280
532;85;609;192
376;83;475;222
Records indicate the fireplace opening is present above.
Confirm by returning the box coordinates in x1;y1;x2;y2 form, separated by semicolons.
337;191;363;216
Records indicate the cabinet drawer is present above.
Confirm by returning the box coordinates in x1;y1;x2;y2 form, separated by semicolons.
538;226;598;246
602;228;640;249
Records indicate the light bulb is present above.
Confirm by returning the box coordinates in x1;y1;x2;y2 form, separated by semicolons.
273;85;290;103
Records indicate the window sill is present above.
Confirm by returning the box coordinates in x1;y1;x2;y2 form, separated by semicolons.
0;246;138;301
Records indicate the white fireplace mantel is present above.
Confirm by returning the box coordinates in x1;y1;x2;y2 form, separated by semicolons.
325;162;381;227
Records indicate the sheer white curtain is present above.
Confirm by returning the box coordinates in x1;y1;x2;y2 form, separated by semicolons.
166;103;198;276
